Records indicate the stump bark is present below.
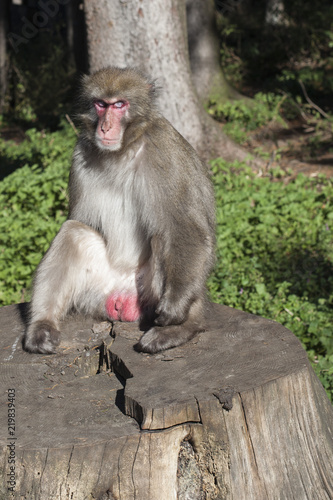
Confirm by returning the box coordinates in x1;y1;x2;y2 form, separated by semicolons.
0;302;332;499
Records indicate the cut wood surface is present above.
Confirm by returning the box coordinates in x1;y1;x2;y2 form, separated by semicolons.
0;302;332;499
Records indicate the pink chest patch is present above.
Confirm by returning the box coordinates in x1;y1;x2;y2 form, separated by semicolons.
105;293;141;322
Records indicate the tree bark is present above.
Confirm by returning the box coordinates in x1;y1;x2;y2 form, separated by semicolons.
83;0;252;163
66;0;89;74
1;303;332;499
0;0;9;114
186;0;244;104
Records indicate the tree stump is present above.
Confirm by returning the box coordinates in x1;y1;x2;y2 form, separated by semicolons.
0;302;332;499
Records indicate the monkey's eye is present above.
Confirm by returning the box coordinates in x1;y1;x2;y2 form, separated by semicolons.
94;100;108;109
113;101;126;108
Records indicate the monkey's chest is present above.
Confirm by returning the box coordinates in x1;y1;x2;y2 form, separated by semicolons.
92;192;147;269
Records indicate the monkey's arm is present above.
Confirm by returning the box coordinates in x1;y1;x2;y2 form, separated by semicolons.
141;133;215;328
152;225;214;327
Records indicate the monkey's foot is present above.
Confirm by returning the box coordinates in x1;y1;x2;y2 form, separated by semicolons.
135;324;200;354
105;294;141;322
24;321;61;354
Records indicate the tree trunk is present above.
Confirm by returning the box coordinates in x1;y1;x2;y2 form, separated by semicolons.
83;0;252;163
66;0;89;74
1;303;332;499
186;0;244;104
0;0;9;114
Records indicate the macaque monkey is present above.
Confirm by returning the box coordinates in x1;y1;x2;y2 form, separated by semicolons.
24;67;215;354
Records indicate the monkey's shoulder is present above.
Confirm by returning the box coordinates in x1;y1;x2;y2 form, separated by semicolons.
142;117;206;173
145;116;194;150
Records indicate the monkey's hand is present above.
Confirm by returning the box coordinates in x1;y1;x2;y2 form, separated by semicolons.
24;321;61;354
135;323;200;353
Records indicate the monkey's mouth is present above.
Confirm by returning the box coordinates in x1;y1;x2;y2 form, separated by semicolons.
101;138;119;145
95;134;122;150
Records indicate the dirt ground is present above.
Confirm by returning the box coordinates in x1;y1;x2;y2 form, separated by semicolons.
243;119;333;179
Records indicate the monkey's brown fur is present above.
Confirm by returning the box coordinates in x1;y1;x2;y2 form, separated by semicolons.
24;67;216;354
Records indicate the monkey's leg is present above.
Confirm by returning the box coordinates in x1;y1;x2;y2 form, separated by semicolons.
135;297;205;353
24;220;116;354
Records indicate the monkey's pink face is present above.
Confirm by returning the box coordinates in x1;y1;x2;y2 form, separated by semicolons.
94;99;129;151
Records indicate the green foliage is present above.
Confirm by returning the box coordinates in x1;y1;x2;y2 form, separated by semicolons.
7;26;76;128
218;0;333;107
0;124;74;179
0;125;75;304
208;92;286;143
208;86;333;165
215;5;333;156
208;159;333;400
